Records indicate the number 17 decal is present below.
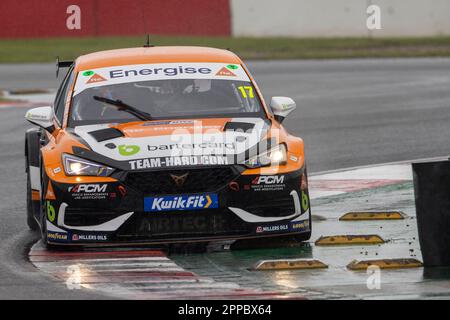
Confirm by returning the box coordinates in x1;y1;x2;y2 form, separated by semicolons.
238;86;254;98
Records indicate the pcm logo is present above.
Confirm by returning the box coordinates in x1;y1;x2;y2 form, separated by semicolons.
252;175;285;185
69;184;107;193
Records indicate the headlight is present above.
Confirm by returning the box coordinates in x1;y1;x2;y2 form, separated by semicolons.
244;144;287;168
63;154;115;177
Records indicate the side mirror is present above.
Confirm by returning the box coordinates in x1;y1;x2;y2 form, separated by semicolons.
270;97;296;123
25;106;55;133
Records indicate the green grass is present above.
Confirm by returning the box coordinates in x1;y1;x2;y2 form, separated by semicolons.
0;90;20;103
1;35;450;63
0;96;20;103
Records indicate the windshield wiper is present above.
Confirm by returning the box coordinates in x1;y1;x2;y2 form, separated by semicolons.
93;96;152;121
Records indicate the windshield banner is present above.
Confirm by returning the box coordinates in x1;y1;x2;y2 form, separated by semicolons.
74;63;250;96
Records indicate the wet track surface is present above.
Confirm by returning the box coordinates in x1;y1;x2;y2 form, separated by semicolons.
1;58;450;299
30;161;450;299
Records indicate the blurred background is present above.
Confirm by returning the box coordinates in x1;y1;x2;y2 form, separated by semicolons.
0;0;450;63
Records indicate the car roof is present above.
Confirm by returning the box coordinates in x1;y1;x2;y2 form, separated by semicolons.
74;46;243;71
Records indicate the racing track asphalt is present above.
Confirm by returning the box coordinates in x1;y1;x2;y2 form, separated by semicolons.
0;58;450;299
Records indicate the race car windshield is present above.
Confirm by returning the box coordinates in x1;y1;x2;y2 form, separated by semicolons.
69;79;265;126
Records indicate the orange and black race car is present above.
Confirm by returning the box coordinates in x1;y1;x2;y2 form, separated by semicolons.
24;46;311;247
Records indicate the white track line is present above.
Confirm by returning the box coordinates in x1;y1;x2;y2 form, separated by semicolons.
310;156;449;177
308;161;421;199
311;163;412;181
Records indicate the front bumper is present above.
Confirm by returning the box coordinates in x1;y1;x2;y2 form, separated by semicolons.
44;166;311;245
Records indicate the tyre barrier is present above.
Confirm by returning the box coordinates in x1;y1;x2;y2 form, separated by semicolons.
413;160;450;267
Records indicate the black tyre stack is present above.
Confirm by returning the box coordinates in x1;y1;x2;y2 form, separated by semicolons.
413;160;450;267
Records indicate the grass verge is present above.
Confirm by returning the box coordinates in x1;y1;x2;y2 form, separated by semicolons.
1;35;450;63
0;91;21;103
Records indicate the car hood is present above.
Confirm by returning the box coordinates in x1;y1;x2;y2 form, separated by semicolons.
73;118;271;162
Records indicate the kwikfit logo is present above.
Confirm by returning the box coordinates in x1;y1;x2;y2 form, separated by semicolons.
69;184;107;193
144;194;218;212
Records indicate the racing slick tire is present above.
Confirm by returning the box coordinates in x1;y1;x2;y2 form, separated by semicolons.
39;163;49;247
26;171;39;231
25;128;41;231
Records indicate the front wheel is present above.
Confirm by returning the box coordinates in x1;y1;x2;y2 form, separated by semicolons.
26;171;39;231
39;163;51;247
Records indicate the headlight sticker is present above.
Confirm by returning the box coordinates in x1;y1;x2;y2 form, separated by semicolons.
63;154;115;177
244;144;287;168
